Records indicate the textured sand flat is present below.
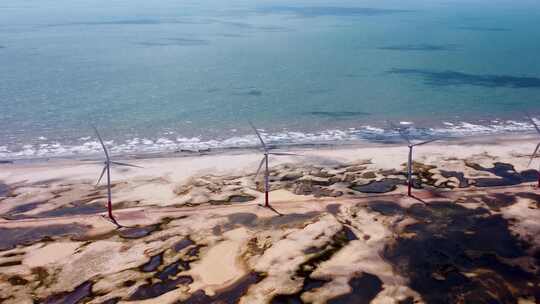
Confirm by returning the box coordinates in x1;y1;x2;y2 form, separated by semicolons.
0;135;539;303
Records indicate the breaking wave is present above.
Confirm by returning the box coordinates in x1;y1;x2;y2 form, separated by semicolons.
0;119;538;160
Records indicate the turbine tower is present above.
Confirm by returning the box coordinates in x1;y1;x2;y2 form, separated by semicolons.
93;126;141;227
526;115;540;187
250;122;297;208
390;122;438;197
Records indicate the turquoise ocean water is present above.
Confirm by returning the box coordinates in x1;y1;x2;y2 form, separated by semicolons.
1;0;540;159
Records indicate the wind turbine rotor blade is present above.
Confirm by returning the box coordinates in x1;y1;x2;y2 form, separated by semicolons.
387;120;401;130
528;142;540;167
92;126;110;159
111;161;143;168
527;114;540;135
413;139;438;147
387;120;411;144
249;121;267;150
268;152;300;156
254;156;266;180
397;129;412;145
96;165;107;185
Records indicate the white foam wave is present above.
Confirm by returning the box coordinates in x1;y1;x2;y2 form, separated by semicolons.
1;119;539;160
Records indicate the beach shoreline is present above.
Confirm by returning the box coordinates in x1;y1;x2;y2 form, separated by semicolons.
0;132;538;190
2;131;538;165
1;131;539;211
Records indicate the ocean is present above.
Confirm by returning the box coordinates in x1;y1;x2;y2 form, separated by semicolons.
1;0;540;159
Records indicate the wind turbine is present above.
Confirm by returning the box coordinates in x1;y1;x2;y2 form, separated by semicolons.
526;115;540;187
389;122;438;197
250;122;297;209
93;126;141;227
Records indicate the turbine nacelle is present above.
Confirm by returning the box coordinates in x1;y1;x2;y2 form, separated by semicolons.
249;121;299;208
388;121;438;197
92;126;141;227
388;121;438;147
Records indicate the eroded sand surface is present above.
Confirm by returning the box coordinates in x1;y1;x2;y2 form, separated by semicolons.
0;137;539;303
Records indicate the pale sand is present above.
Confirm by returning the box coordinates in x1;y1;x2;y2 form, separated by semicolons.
0;134;537;212
188;227;250;294
0;134;539;303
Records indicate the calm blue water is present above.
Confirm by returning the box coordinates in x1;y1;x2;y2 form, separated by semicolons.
1;0;540;158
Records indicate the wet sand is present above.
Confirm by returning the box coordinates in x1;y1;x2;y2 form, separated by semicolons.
0;134;539;303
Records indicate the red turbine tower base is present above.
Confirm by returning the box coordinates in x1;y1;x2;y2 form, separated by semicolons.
389;121;438;198
93;126;142;228
249;122;298;209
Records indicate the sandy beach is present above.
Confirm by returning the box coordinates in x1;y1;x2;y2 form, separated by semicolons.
0;134;539;303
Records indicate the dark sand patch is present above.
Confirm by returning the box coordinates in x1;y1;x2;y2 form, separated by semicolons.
140;253;163;272
383;200;540;303
227;213;258;227
43;281;92;304
439;170;469;188
466;162;537;187
129;275;193;300
8;275;28;286
327;273;383;304
182;272;266;303
272;227;356;303
350;179;403;194
366;201;404;216
0;182;10;196
325;204;341;215
260;212;321;229
130;255;193;300
33;202;104;218
119;225;160;239
0;224;89;251
209;194;256;205
2;202;43;219
173;238;196;253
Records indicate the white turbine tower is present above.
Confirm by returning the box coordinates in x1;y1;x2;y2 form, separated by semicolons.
526;115;540;188
93;126;141;227
250;122;297;209
390;122;438;197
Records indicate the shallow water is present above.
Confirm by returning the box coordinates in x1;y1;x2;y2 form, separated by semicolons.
1;0;540;159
